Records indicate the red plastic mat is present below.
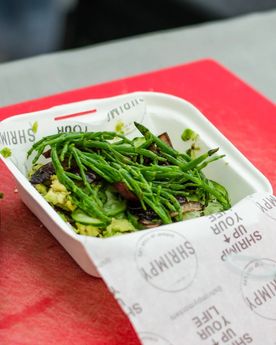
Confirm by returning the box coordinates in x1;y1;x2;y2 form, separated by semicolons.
0;59;275;345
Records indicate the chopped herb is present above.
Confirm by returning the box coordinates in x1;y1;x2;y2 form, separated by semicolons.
115;120;125;134
186;143;200;159
32;121;38;134
0;147;11;158
0;192;4;199
181;128;198;141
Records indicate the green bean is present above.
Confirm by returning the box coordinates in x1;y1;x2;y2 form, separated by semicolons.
70;146;95;197
143;195;172;224
60;141;70;161
51;146;110;223
181;171;230;209
28;122;231;231
197;154;225;171
134;122;191;161
65;171;82;181
152;187;183;221
79;154;120;183
178;148;220;171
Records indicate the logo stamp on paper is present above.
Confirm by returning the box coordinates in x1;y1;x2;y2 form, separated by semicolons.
139;332;173;345
241;258;276;320
106;97;145;134
252;195;276;221
135;229;198;293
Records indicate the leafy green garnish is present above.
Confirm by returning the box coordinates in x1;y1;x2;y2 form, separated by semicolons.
0;147;11;158
203;200;224;215
183;211;202;220
102;218;135;237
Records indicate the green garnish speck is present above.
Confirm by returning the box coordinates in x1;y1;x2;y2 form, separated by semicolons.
181;128;198;141
115;121;125;134
32;121;38;134
0;147;11;158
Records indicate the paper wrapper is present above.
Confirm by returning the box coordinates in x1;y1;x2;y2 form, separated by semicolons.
1;93;275;344
0;94;147;174
83;192;276;344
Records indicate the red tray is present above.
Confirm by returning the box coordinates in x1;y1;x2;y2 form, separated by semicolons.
0;59;275;345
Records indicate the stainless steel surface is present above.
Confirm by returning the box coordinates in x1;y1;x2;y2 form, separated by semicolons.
0;10;275;107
